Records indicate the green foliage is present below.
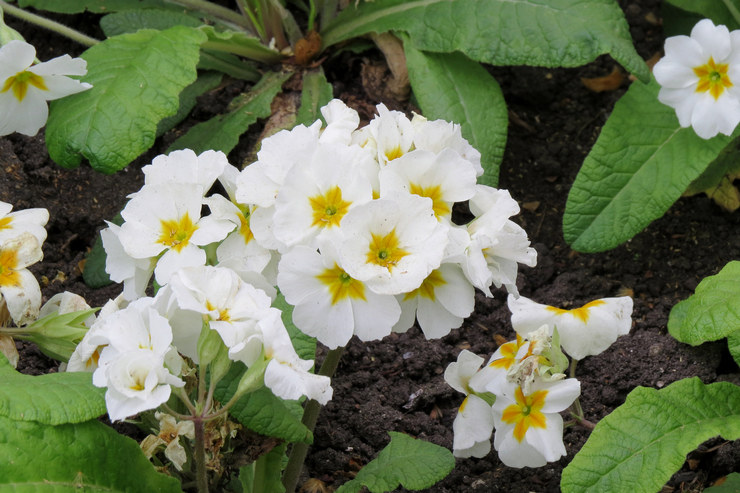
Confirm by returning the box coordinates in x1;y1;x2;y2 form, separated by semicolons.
668;261;740;345
0;353;106;425
704;473;740;492
199;25;283;64
563;77;738;252
17;0;168;13
214;363;312;443
561;378;740;493
0;415;183;492
46;27;205;173
274;292;316;362
664;0;740;30
167;70;293;155
157;72;224;137
322;0;648;81
100;8;203;36
241;443;287;493
295;69;334;128
405;45;507;187
728;330;740;367
336;432;455;493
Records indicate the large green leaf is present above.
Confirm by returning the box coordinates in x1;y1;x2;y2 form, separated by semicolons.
405;45;507;187
563;77;738;252
336;432;455;493
0;353;106;425
728;330;740;367
664;0;740;30
294;68;334;128
100;8;203;36
0;415;182;492
321;0;648;81
18;0;168;13
167;70;293;155
46;27;205;173
561;378;740;493
214;363;312;443
705;472;740;492
667;261;740;345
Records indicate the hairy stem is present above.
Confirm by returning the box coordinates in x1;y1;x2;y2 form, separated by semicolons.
193;415;209;493
0;0;100;47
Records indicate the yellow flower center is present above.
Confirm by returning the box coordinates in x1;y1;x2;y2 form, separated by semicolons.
0;216;12;231
157;212;198;252
489;335;525;370
309;186;351;228
403;269;445;301
1;70;48;102
545;299;605;323
385;146;403;162
501;387;548;442
206;301;231;322
694;57;733;100
316;264;365;305
409;183;450;219
366;229;409;272
0;248;20;287
237;207;254;244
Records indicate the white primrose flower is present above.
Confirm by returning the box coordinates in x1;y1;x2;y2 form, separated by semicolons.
0;201;49;244
393;262;475;340
67;296;125;372
0;40;92;137
490;378;580;468
654;19;740;139
364;103;415;165
410;114;484;177
320;99;360;145
507;294;633;360
277;241;401;349
101;223;156;300
141;148;228;192
117;183;233;286
444;350;495;458
379;148;477;222
338;193;448;295
453;186;537;297
0;232;43;325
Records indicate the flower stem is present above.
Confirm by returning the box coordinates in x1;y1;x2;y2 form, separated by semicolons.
193;415;209;493
0;1;100;47
282;346;344;493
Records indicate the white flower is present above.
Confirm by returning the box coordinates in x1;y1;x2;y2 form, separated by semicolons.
410;114;483;177
101;223;156;300
0;40;92;136
320;99;360;145
338;193;448;295
507;295;633;360
490;378;580;468
653;19;740;139
364;103;414;165
444;350;494;458
0;232;43;325
141;149;228;192
0;201;49;244
67;296;125;372
277;242;401;349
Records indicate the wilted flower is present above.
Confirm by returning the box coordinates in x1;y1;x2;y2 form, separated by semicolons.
0;40;92;136
141;412;195;471
654;19;740;139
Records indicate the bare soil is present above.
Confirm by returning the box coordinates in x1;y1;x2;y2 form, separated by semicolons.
2;0;739;491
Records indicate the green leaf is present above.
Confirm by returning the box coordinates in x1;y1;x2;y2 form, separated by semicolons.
563;77;738;252
684;142;740;195
728;330;740;367
199;26;283;64
157;71;223;137
252;443;287;493
561;378;740;493
274;292;316;362
295;68;334;128
664;0;740;30
336;432;455;493
667;261;740;345
404;45;507;187
321;0;649;82
0;415;182;492
214;363;312;443
0;352;106;425
168;70;293;155
100;8;203;36
18;0;168;13
705;472;740;492
46;27;206;174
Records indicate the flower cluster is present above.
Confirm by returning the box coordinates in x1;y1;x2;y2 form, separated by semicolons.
446;294;633;467
0;40;91;137
654;19;740;139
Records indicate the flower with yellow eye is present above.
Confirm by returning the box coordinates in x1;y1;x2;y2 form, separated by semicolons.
0;40;91;137
654;19;740;139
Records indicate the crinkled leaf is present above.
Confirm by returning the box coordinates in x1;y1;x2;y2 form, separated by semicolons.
563;77;738;252
199;26;282;64
100;8;203;36
46;27;206;173
664;0;740;30
274;292;316;362
728;330;740;367
18;0;168;13
561;378;740;493
705;472;740;492
214;363;312;443
295;68;334;128
0;352;105;425
667;261;740;345
168;70;293;155
336;432;454;493
0;415;182;492
404;45;507;187
322;0;648;81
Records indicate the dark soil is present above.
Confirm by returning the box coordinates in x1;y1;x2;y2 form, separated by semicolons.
3;1;739;492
